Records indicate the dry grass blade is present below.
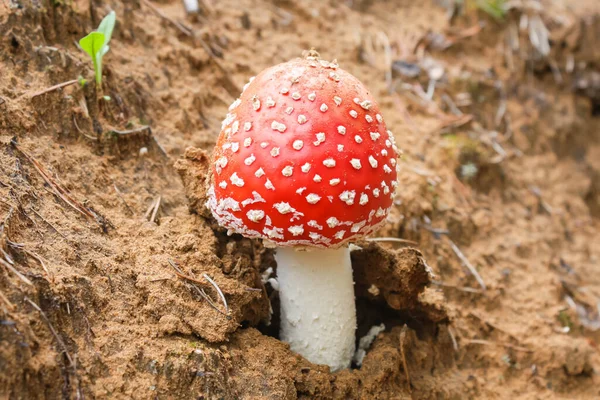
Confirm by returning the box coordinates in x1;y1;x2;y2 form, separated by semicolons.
202;273;229;314
528;14;550;56
0;288;15;310
366;237;419;246
194;38;242;94
144;196;161;222
399;325;411;393
446;237;487;291
24;297;75;365
12;142;103;228
113;184;134;215
0;257;33;286
438;113;474;132
30;209;69;241
448;326;459;352
150;196;161;223
72;115;97;141
465;339;533;353
108;126;152;136
144;197;158;220
23;249;53;282
152;136;169;158
142;0;192;36
143;0;238;95
432;280;483;294
27;79;78;99
168;260;229;316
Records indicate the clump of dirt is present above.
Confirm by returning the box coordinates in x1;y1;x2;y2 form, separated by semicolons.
352;242;448;322
1;0;600;398
174;146;212;219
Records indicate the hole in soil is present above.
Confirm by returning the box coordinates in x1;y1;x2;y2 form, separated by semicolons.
256;278;437;370
591;98;600;117
455;147;506;193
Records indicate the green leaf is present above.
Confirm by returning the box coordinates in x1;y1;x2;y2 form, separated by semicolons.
97;11;116;56
79;31;106;84
98;11;117;60
79;31;106;61
78;11;116;87
475;0;506;20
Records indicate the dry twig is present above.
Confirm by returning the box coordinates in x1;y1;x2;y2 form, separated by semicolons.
113;184;134;215
23;79;78;100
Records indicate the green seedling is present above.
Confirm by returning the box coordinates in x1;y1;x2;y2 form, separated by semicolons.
474;0;506;20
77;75;88;87
79;11;116;86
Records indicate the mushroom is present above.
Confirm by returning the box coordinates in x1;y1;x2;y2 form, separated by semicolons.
207;53;399;371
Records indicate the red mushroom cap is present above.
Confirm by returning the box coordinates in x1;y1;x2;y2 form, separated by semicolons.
207;55;400;248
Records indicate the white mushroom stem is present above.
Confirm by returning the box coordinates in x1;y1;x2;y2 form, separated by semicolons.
275;246;356;372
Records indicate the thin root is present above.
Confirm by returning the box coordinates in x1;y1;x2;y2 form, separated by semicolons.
399;325;411;393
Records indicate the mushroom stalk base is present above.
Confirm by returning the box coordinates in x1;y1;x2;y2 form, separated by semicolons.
275;246;356;372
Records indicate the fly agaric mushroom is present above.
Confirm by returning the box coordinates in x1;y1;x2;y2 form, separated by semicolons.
207;53;399;371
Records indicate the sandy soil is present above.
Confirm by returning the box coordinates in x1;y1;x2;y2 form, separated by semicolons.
1;0;599;398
